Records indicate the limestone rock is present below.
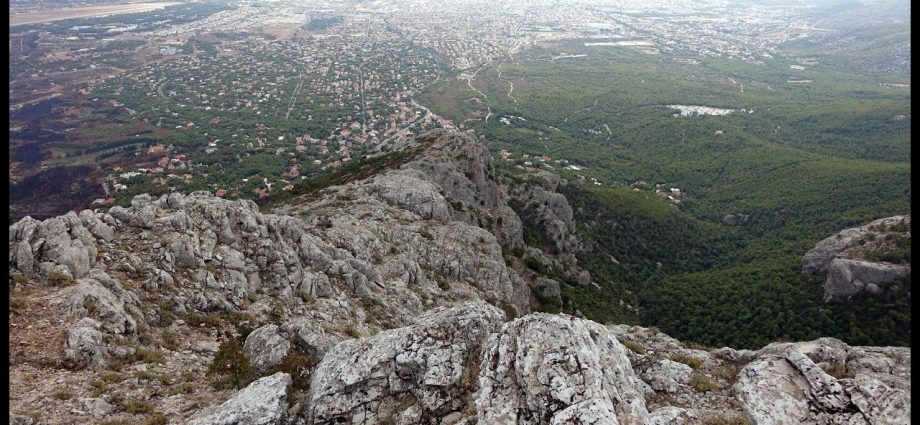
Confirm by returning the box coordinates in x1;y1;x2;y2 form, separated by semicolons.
63;317;106;369
640;359;692;393
243;324;292;373
476;313;649;424
802;215;910;275
307;301;503;424
58;278;136;334
188;372;292;425
735;338;910;425
824;258;910;302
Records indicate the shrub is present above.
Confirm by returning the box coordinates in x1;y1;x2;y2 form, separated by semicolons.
623;341;646;354
53;388;73;400
185;311;222;328
701;413;753;425
497;301;518;320
345;325;361;338
824;362;852;379
123;399;155;414
48;271;74;286
299;291;314;303
143;413;168;425
131;347;165;364
207;337;254;389
689;373;719;392
271;352;315;406
670;353;703;369
160;331;179;351
10;296;28;310
685;341;713;351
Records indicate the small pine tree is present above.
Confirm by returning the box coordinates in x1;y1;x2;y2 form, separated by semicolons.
207;334;254;389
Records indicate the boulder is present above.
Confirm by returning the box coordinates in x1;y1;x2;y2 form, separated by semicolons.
63;317;106;369
476;313;649;424
734;339;911;425
307;301;503;424
243;324;292;373
188;372;292;425
824;258;910;302
58;278;136;334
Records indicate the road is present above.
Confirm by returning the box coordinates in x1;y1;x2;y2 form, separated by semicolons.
9;92;60;111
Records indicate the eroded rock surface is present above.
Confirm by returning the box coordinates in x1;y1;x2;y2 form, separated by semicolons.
307;301;504;424
476;314;649;424
188;372;292;425
735;338;911;425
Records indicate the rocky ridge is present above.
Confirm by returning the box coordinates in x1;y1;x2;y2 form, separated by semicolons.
802;215;910;302
8;129;910;424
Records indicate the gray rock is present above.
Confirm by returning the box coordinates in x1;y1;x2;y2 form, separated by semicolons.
735;339;911;425
188;372;292;425
58;278;136;334
78;397;115;419
803;215;910;275
476;313;649;424
640;359;692;393
243;324;292;373
63;317;106;369
824;258;910;302
307;301;503;424
279;318;343;362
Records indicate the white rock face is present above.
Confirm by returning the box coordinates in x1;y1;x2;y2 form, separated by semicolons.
58;277;136;334
734;338;911;425
476;314;650;425
63;317;106;369
243;324;292;373
307;301;503;424
188;372;292;425
640;359;692;393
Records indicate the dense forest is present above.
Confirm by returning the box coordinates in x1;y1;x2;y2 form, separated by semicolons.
422;42;911;349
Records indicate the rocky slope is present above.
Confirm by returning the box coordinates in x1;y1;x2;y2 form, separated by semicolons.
802;215;910;302
8;129;911;424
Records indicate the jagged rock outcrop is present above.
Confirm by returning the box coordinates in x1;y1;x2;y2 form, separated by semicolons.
803;215;910;275
735;338;910;424
802;215;910;302
476;314;649;424
824;259;910;302
505;169;589;284
188;372;292;425
307;301;504;424
403;129;525;249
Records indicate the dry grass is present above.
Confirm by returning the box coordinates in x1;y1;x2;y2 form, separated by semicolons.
701;413;753;425
670;353;703;369
623;341;646;354
689;373;719;392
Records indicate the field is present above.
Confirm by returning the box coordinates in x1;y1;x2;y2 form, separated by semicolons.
419;40;911;348
9;2;180;27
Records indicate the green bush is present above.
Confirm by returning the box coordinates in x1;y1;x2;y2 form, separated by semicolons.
207;337;254;389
